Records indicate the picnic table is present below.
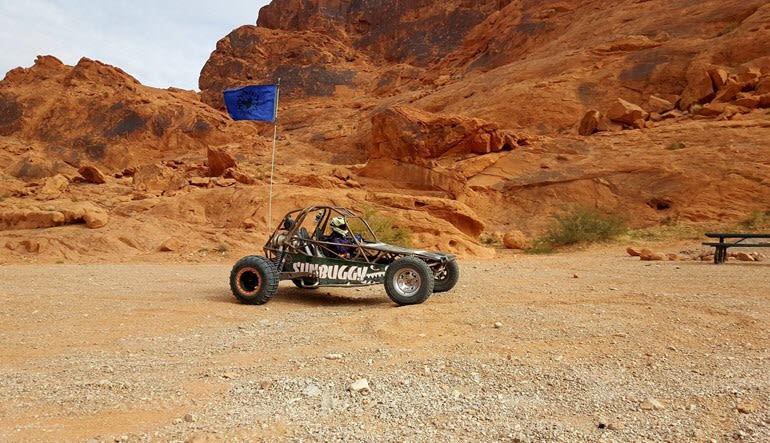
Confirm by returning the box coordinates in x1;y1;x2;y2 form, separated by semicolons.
703;232;770;264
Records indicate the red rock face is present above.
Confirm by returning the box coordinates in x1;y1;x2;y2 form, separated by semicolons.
258;0;505;64
199;0;511;107
200;0;770;129
3;56;241;173
4;1;770;263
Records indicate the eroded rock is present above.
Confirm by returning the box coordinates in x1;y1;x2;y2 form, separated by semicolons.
370;106;525;162
607;99;649;125
207;146;237;177
78;165;107;184
502;230;528;249
579;110;602;136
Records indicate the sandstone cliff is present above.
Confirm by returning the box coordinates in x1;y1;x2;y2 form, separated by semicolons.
2;0;770;262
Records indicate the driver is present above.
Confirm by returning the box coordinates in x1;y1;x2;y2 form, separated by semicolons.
328;216;355;259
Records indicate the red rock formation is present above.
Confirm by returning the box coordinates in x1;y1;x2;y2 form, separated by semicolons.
4;1;770;263
369;105;525;162
2;55;245;175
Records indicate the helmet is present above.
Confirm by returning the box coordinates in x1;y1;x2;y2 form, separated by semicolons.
330;216;348;236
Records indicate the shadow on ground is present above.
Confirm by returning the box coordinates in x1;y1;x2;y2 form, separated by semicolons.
207;287;390;307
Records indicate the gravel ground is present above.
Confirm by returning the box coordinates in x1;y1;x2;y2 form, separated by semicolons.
0;247;769;442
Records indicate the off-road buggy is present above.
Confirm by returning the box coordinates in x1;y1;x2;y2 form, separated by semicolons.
229;206;460;306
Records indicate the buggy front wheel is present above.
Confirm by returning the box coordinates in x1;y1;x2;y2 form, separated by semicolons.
230;256;279;304
384;256;433;306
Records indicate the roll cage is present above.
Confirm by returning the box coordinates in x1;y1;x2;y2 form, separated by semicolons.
263;206;452;282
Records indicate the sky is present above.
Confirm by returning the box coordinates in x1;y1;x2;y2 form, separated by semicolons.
0;0;271;90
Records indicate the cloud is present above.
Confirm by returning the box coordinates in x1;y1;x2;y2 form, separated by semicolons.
0;0;270;90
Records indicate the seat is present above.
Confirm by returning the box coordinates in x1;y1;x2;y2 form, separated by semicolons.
298;228;324;257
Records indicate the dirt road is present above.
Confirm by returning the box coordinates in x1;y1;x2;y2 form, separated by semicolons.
1;248;768;442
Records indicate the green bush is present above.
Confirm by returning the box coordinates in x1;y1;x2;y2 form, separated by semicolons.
740;210;770;230
531;206;626;250
717;21;739;37
358;205;413;247
666;141;686;151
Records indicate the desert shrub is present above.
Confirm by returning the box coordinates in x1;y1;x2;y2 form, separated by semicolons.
356;205;412;247
479;233;501;247
740;210;770;230
666;141;686;150
628;224;703;241
524;239;555;254
717;21;739;37
531;206;626;250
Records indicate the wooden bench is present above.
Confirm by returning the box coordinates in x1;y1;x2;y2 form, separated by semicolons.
703;232;770;264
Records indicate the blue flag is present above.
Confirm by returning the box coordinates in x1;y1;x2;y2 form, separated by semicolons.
223;84;278;122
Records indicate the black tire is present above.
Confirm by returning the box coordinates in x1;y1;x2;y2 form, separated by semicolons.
292;278;319;289
230;256;279;305
433;260;460;293
384;256;433;306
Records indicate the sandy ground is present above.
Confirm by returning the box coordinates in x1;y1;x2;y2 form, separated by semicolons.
0;246;769;442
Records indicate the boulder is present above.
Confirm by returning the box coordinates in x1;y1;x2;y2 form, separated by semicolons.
83;209;109;229
756;76;770;95
213;178;237;187
20;239;42;253
207;146;237;177
160;237;184;252
714;79;741;102
734;70;760;90
735;252;754;262
78;165;107;184
579;110;602;136
640;249;665;261
660;109;683;120
698;103;727;117
502;230;528;249
189;177;211;187
626;247;641;257
36;175;70;200
733;95;760;109
224;168;256;185
596;116;623;132
132;164;188;193
647;95;675;113
708;68;729;90
680;70;715;110
349;378;371;394
759;94;770;108
607;99;648;125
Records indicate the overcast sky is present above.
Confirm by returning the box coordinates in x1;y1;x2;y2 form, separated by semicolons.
0;0;271;90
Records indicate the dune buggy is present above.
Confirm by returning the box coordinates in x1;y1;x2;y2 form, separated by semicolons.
229;205;460;306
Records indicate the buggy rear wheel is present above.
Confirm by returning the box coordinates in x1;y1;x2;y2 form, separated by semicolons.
384;256;433;306
433;260;460;293
230;256;279;304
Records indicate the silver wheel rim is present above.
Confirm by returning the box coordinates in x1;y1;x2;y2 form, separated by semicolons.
393;268;421;298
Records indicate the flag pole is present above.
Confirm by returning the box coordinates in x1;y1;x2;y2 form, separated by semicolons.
267;80;281;238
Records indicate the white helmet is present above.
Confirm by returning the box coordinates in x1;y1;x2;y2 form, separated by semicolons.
330;216;348;236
